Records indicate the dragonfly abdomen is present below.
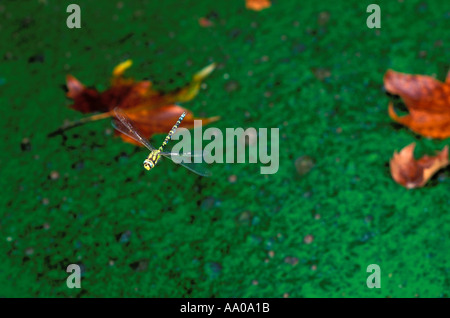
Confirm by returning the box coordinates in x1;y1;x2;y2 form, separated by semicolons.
159;112;186;151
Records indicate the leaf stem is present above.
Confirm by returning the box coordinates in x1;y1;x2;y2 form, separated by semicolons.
47;111;113;137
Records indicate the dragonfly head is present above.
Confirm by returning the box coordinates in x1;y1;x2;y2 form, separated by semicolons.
143;159;155;171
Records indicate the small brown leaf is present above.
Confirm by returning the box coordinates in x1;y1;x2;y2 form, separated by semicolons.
390;143;449;189
198;17;214;27
295;156;315;176
384;69;450;139
311;68;331;81
246;0;271;11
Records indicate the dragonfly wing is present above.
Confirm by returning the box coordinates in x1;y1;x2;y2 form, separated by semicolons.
112;108;155;151
161;153;212;177
159;151;203;158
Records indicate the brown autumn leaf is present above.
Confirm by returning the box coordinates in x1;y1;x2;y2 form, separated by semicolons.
246;0;271;11
390;142;449;189
198;17;214;27
67;60;216;113
384;69;450;139
50;60;220;142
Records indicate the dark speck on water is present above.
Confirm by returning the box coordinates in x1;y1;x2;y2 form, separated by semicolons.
114;152;129;163
312;68;331;81
201;196;216;210
71;161;85;170
204;262;222;279
236;211;252;227
21;138;31;151
28;54;44;63
318;11;331;26
117;230;132;243
229;29;241;39
206;11;219;19
130;259;149;272
284;256;299;266
224;80;240;93
295;156;315;176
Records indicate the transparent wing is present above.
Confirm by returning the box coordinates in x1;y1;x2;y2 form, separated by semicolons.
111;108;155;152
161;153;212;177
158;138;204;157
159;151;203;157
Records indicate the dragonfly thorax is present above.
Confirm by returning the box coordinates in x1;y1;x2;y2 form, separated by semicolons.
143;150;161;171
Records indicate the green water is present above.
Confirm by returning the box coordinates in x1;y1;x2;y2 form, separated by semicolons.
0;0;449;297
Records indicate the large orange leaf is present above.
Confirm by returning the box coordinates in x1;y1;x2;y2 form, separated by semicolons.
67;60;216;113
384;69;450;139
390;143;449;189
49;60;219;141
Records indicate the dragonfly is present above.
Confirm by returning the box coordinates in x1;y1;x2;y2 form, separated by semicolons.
112;108;211;177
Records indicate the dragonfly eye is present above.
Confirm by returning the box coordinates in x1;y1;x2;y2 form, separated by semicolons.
143;159;154;171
